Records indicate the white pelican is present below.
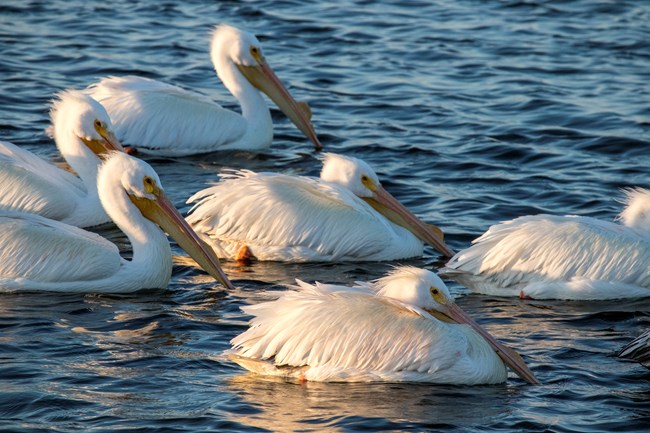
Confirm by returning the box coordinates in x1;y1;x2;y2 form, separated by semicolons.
0;152;233;293
228;266;538;385
187;153;454;262
618;330;650;369
0;90;124;228
441;188;650;300
85;24;322;156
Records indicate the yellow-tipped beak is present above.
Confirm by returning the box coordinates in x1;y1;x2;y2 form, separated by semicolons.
237;59;323;151
129;192;235;290
440;302;539;384
363;186;455;258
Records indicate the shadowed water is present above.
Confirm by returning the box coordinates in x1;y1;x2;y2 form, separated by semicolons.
1;0;649;432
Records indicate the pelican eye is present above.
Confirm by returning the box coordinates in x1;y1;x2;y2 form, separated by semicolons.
430;286;446;304
360;174;374;189
250;46;262;61
143;176;157;194
94;119;102;129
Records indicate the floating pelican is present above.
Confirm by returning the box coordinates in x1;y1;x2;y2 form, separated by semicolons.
86;24;322;156
0;90;124;227
441;188;650;300
0;152;233;292
187;153;454;262
228;266;538;385
618;330;650;369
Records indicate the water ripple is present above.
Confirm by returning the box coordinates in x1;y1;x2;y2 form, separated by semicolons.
1;0;650;431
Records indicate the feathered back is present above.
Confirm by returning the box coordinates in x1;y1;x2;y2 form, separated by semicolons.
186;170;413;261
229;271;507;384
0;212;118;285
86;76;247;155
230;280;452;379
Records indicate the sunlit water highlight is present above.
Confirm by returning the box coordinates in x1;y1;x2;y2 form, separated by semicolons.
0;1;649;431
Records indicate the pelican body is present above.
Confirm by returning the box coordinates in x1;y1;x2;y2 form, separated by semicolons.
441;188;650;300
0;90;124;227
229;266;537;385
187;153;454;262
0;152;232;293
618;330;650;369
86;24;321;156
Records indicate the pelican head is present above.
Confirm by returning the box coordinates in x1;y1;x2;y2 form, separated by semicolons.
104;152;234;290
51;90;124;155
320;153;454;258
375;266;539;384
617;187;650;232
211;24;322;150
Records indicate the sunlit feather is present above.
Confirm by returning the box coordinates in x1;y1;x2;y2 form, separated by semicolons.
0;152;231;293
86;24;321;156
229;266;536;385
0;90;121;227
187;154;452;262
441;188;650;300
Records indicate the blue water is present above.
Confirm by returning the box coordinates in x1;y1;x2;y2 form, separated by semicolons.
1;0;649;431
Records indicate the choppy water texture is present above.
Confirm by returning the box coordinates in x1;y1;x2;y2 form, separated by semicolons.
1;0;649;431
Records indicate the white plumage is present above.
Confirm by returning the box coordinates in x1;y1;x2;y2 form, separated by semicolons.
0;90;123;227
86;24;321;156
441;188;650;300
0;152;232;293
229;266;537;385
187;153;453;262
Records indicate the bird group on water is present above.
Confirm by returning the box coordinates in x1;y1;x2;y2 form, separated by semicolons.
1;24;647;385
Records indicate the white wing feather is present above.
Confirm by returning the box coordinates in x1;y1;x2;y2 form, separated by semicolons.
86;76;247;156
187;172;421;261
0;212;120;289
0;141;84;220
442;214;650;298
230;283;466;382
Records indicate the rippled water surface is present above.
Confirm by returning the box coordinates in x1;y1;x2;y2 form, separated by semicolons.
1;0;650;431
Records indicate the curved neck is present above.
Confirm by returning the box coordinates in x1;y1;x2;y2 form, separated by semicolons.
212;54;273;148
100;186;172;287
55;131;102;191
54;130;109;226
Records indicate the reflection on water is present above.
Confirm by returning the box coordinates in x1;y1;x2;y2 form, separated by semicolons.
1;0;649;431
224;374;515;431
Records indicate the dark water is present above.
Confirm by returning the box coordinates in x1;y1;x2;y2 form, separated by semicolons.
1;0;650;431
